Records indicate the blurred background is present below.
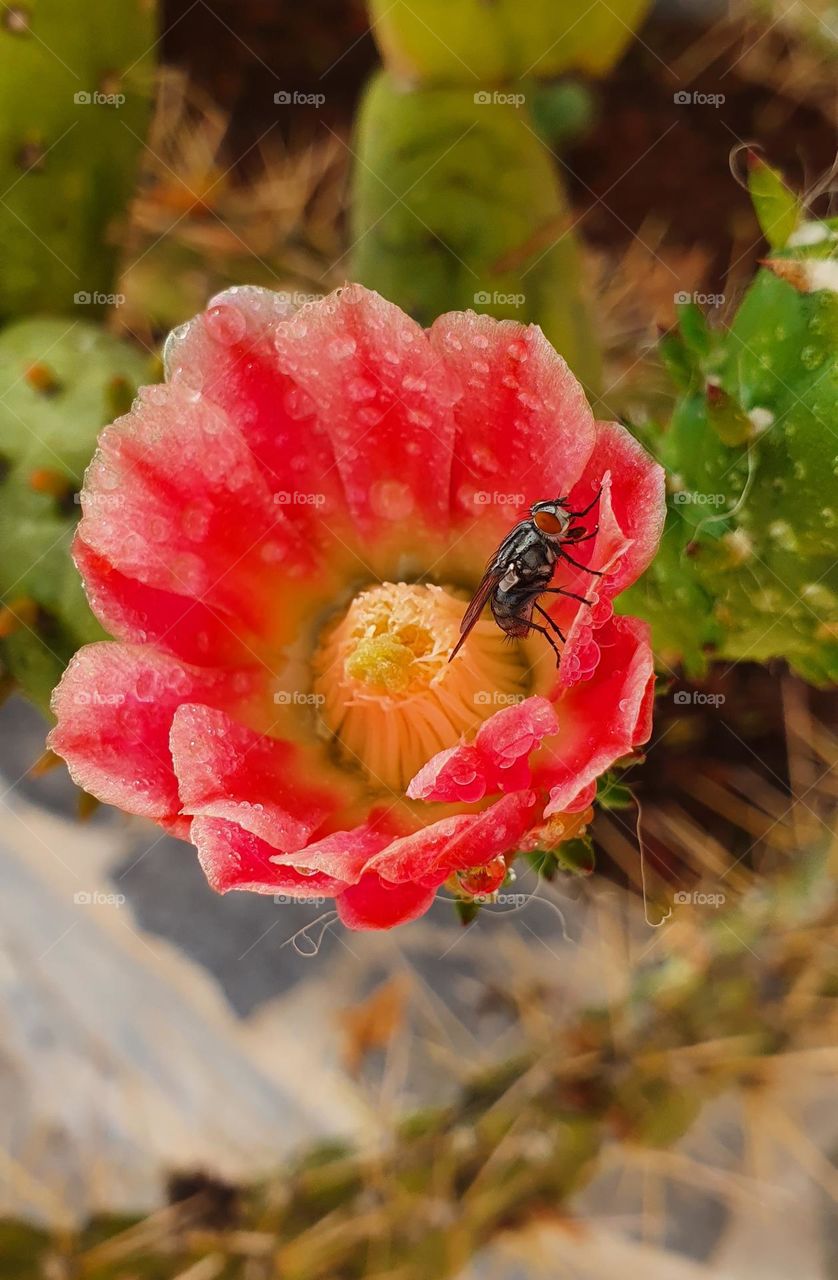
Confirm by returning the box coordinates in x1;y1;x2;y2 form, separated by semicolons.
0;0;837;1276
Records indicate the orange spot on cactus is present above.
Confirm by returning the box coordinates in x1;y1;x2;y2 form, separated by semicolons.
0;596;38;638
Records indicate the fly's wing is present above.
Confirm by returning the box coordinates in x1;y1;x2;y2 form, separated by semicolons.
449;566;503;662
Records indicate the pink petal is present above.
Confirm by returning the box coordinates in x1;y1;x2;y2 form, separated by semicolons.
430;312;595;549
567;419;666;597
537;615;655;816
474;696;559;768
190;816;346;897
407;744;486;803
271;818;398;884
48;643;260;825
162;286;352;544
80;390;312;641
170;705;336;853
369;791;536;884
336;875;438;931
407;698;558;803
272;285;460;541
74;538;251;666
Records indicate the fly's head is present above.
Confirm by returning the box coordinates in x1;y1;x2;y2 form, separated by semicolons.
531;498;571;543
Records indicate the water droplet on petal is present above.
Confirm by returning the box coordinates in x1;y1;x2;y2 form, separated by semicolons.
347;375;377;402
171;365;204;402
329;336;357;360
369;479;415;520
205;304;246;344
283;387;315;420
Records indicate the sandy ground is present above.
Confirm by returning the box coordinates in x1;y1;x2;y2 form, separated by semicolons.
1;694;836;1275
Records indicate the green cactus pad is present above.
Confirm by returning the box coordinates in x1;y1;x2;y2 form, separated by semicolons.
0;318;151;711
0;0;157;321
351;72;601;391
622;200;838;685
367;0;651;85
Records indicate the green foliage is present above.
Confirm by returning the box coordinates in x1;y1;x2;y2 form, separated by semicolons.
555;834;596;875
367;0;651;84
0;0;157;320
746;151;802;250
621;186;838;685
352;73;601;390
0;318;151;710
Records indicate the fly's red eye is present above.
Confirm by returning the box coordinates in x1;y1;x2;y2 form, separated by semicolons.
534;511;563;534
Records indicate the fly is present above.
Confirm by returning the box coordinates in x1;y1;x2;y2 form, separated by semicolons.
449;490;602;666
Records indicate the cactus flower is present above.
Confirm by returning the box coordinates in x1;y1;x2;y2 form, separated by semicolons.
49;285;664;930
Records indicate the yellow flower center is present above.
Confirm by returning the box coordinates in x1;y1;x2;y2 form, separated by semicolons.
312;582;527;793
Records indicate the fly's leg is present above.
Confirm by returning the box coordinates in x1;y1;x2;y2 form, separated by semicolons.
534;603;566;643
540;586;592;606
513;613;562;665
569;486;602;520
560;548;604;577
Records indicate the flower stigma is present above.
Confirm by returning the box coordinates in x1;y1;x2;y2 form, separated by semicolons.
313;582;528;792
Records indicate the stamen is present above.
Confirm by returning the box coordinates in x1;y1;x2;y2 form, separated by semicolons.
312;583;527;792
